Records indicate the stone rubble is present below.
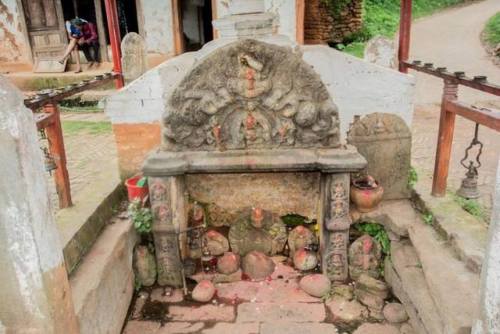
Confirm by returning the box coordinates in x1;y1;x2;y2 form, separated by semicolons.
242;251;276;281
299;274;331;298
192;280;216;303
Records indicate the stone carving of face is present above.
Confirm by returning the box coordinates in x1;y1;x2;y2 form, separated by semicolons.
251;207;264;229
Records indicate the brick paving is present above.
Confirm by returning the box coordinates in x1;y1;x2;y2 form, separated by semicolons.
45;112;118;211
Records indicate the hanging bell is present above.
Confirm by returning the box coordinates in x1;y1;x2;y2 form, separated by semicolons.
457;162;480;199
42;148;57;174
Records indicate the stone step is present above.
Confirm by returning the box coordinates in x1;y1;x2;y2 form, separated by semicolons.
385;240;444;334
408;217;480;334
70;219;136;334
413;181;488;274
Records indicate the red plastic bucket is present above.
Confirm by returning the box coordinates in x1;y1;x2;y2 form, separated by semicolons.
125;175;149;202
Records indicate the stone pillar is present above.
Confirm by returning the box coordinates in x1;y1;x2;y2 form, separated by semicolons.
149;176;188;287
121;32;148;84
321;173;351;283
0;77;79;333
473;156;500;334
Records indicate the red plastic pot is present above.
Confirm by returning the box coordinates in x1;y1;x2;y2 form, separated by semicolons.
125;175;149;202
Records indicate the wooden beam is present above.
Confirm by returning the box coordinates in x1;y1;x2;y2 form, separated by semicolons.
296;0;305;45
94;0;109;62
432;80;458;197
171;0;184;55
34;111;56;130
43;103;72;208
445;100;500;132
398;0;412;73
211;0;218;39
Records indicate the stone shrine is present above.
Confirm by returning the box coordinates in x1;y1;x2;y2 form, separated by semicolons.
143;38;366;287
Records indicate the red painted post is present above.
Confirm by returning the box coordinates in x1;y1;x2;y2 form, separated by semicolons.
43;103;72;208
398;0;412;73
104;0;124;88
432;80;459;196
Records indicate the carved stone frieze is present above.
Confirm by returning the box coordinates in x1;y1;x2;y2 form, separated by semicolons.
323;174;351;283
162;39;340;151
149;177;183;287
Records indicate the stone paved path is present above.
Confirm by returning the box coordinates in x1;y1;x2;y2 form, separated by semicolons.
45;111;117;211
410;0;500;218
123;260;411;334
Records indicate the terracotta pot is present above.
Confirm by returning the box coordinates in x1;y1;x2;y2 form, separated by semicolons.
350;180;384;213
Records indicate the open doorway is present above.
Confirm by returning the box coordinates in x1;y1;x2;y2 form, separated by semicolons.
180;0;214;52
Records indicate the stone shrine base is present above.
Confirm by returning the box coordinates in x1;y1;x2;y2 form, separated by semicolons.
123;258;413;334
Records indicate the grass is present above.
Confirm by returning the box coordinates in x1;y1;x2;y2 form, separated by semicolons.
484;12;500;47
452;193;488;222
343;0;470;57
62;120;112;136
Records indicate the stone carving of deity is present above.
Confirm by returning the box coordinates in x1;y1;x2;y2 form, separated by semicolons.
348;234;382;280
229;207;287;256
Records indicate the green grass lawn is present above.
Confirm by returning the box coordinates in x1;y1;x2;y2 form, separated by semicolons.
342;0;469;57
62;121;112;136
484;12;500;47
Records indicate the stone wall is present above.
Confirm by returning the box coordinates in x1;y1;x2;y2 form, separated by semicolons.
104;40;414;178
0;0;30;63
304;0;363;44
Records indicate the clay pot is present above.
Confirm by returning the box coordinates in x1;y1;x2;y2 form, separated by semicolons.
350;177;384;213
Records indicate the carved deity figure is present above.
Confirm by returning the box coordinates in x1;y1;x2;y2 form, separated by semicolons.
348;234;382;280
229;207;287;256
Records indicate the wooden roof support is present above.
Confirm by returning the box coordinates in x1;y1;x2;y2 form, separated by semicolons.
398;0;412;73
104;0;124;88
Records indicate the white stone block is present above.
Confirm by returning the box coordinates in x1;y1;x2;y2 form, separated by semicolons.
228;0;265;15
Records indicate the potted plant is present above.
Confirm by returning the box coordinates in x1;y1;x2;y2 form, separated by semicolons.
128;199;156;287
125;175;149;202
350;174;384;213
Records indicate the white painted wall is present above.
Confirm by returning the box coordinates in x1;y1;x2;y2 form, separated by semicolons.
105;40;414;144
0;0;30;63
215;0;296;42
138;0;174;54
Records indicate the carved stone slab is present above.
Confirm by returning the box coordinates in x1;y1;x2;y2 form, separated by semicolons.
322;173;352;283
162;39;341;152
149;177;184;287
347;113;411;200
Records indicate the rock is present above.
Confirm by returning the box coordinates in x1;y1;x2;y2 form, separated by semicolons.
217;252;240;275
293;248;318;271
355;289;385;311
348;234;382;280
383;303;408;324
326;298;368;326
203;230;229;256
214;269;243;283
353;323;400;334
332;284;354;300
355;274;389;299
288;225;317;256
299;274;331;298
133;245;157;287
192;280;216;303
242;251;276;281
399;322;415;334
364;36;397;69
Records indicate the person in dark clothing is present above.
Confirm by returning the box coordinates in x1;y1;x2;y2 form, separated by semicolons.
79;21;100;67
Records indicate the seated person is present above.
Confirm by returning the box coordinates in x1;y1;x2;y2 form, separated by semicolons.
58;18;87;73
79;21;100;67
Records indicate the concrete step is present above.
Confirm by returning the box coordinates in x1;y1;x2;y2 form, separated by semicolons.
408;217;480;334
70;219;136;334
385;240;444;334
413;181;488;274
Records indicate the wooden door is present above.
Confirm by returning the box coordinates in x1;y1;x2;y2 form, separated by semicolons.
21;0;67;60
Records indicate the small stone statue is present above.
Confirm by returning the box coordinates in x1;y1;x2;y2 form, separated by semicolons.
348;235;382;280
229;207;287;256
287;225;318;256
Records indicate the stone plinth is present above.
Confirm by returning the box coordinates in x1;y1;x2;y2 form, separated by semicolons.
228;0;265;15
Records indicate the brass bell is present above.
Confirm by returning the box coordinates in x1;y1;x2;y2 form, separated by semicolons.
457;162;479;199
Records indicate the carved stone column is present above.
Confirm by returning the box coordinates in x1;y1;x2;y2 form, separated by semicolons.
322;173;351;283
149;176;188;287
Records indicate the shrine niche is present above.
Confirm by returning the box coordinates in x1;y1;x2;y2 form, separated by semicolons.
143;39;366;287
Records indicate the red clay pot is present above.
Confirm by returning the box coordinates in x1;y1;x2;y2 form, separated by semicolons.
350;178;384;213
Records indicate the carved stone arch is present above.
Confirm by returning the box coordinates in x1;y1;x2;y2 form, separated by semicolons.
162;39;341;152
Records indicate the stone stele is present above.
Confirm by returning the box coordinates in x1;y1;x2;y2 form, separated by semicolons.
121;32;147;84
348;234;382;281
347;112;411;200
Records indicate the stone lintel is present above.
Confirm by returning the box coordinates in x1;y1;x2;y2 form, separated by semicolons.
143;147;366;177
